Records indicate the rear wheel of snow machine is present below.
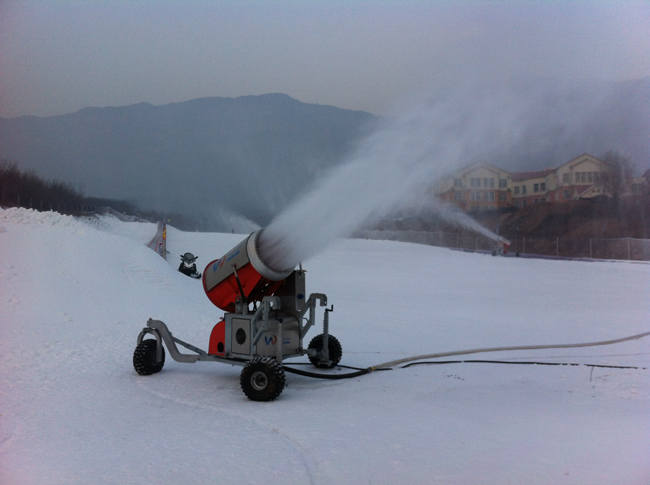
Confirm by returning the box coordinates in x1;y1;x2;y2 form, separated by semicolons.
133;339;165;375
308;334;342;369
240;357;286;401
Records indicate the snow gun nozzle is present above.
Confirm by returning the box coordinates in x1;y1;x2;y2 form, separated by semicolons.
202;230;294;312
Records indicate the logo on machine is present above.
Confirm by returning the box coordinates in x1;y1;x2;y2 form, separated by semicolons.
263;335;291;345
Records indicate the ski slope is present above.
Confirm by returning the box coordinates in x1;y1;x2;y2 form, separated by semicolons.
1;207;649;485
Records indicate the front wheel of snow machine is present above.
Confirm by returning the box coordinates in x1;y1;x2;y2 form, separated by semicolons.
133;339;165;375
308;334;342;369
240;357;286;401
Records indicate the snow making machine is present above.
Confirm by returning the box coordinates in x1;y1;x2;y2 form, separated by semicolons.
133;230;342;401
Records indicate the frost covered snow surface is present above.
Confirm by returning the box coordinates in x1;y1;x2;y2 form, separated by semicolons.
1;208;649;484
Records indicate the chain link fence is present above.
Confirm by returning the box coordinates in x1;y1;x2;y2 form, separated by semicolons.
356;230;650;262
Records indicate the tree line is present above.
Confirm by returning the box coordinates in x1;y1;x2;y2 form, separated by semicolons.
0;161;85;215
0;160;202;228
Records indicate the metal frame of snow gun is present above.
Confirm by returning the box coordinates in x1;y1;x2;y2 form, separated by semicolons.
134;231;344;401
137;319;238;365
134;281;342;401
136;293;332;366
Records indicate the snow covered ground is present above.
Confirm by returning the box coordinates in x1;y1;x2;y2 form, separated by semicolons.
1;207;649;484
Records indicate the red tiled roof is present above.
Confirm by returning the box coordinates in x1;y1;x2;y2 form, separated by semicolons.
510;169;554;181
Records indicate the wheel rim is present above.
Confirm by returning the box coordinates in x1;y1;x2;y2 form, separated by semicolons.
250;370;268;391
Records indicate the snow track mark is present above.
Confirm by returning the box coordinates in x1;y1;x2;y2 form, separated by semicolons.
133;374;325;485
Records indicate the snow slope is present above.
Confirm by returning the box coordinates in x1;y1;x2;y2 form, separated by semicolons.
1;208;649;485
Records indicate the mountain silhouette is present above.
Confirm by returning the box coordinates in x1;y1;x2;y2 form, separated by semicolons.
0;93;377;229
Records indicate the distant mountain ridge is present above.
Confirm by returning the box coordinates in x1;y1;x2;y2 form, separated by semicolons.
0;93;377;229
1;81;648;230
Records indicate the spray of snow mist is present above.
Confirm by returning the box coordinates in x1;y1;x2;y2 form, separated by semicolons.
258;82;583;269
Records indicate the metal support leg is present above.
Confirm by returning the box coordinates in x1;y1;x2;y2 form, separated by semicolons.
144;319;201;363
137;326;164;362
322;306;331;363
276;322;283;363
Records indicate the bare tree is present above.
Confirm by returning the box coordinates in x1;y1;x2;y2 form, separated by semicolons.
601;150;633;199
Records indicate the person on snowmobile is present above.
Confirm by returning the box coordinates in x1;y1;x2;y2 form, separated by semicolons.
178;252;201;278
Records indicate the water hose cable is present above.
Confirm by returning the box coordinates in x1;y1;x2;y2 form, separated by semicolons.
400;360;646;370
368;330;650;371
283;331;650;380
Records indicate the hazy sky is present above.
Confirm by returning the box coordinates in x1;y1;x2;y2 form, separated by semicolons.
1;0;649;118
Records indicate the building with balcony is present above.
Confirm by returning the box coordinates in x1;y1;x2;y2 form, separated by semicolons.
437;154;617;211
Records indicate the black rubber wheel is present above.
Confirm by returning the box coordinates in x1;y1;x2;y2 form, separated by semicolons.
308;334;342;369
133;339;165;375
240;357;286;401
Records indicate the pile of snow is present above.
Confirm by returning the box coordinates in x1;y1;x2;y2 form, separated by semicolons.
0;207;84;227
1;208;648;484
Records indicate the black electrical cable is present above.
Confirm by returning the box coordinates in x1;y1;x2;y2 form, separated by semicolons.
283;362;367;370
281;359;646;380
282;366;371;380
282;363;391;380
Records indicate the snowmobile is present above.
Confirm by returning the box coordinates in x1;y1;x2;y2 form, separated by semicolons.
178;252;201;279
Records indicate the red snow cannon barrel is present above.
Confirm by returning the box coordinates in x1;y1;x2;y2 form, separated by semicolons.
202;230;293;312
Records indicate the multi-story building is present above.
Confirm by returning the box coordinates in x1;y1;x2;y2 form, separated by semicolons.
437;153;617;211
437;163;512;212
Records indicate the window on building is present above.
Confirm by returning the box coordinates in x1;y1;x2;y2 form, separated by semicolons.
454;191;463;201
488;191;495;201
540;182;546;192
587;172;593;183
522;185;527;194
499;178;507;188
498;192;506;201
514;186;520;194
489;178;495;188
454;178;463;187
594;172;600;183
534;183;539;193
483;178;489;187
563;173;570;184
